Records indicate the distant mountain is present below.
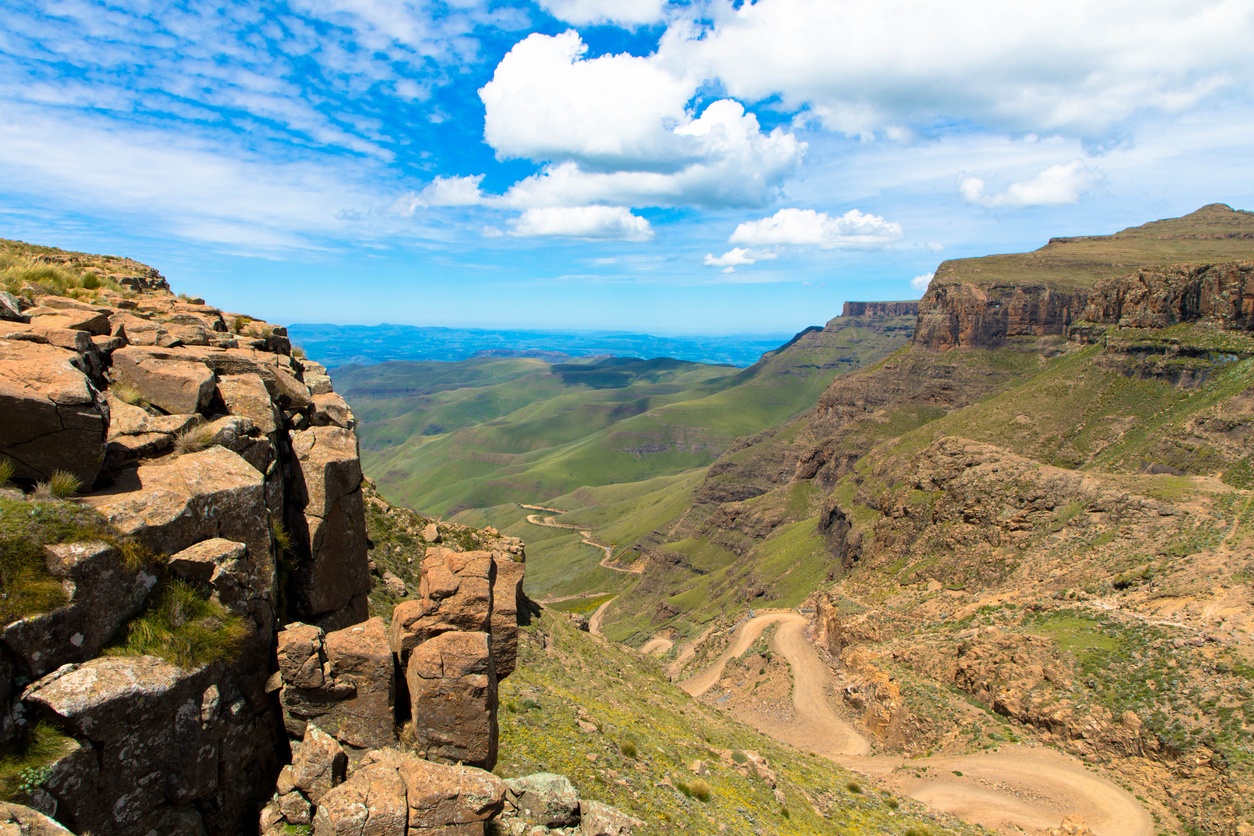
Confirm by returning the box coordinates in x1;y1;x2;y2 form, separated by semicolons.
287;322;796;369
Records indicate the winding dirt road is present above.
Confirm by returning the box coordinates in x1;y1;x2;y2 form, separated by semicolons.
680;612;1153;836
520;505;644;574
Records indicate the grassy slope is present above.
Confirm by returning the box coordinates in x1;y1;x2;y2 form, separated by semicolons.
933;203;1254;291
497;607;979;836
345;312;914;517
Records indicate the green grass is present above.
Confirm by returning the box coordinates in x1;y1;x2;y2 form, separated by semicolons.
0;243;127;298
0;722;77;802
498;607;979;835
108;579;247;669
0;495;158;623
933;204;1254;291
0;458;13;487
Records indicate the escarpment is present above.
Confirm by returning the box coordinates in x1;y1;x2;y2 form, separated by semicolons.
0;244;636;836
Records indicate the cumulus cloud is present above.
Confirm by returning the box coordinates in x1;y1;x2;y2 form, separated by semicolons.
704;247;777;272
510;206;653;241
538;0;668;27
729;208;902;249
676;0;1254;138
960;160;1098;207
481;32;804;209
911;272;935;292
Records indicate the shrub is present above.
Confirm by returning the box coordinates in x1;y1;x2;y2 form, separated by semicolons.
846;780;862;794
619;741;637;758
291;345;306;360
109;579;247;668
689;778;711;802
174;424;215;456
730;750;748;764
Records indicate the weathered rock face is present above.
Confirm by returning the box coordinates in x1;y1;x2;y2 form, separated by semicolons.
0;271;375;835
22;654;279;836
405;630;498;770
841;300;921;318
913;281;1086;351
389;548;494;666
1081;262;1254;331
0;339;107;485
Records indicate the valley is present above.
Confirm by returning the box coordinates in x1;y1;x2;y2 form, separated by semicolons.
334;204;1254;835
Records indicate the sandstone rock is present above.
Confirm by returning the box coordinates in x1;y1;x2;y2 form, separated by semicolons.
22;653;277;835
1;541;156;677
360;749;506;832
914;281;1084;351
422;523;441;543
278;790;313;825
305;372;334;395
320;617;394;750
405;630;498;769
312;760;408;836
579;800;642;836
85;447;271;600
167;538;250;613
490;554;524;681
0;292;26;323
110;345;216;415
389;549;494;666
383;571;407;597
0;339;106;485
0;802;75;834
216;373;281;435
505;773;580;828
278;623;328;691
290;427;370;620
292;724;347;804
311;391;355;429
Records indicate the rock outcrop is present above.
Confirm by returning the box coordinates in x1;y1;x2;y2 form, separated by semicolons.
841;300;920;318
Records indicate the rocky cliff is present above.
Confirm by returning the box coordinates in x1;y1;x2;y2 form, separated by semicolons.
912;205;1254;351
0;245;636;836
840;301;920;318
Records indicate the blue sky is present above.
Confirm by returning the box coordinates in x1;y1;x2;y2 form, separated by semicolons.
3;0;1254;334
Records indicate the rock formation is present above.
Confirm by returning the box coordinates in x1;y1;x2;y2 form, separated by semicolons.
0;249;635;836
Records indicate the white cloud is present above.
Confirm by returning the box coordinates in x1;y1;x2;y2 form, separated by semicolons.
911;272;934;292
538;0;667;27
703;247;777;271
395;175;488;215
481;33;805;209
729;208;902;249
960;160;1098;207
510;206;653;241
676;0;1254;138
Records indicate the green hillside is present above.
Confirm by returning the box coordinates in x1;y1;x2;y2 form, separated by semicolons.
338;311;916;518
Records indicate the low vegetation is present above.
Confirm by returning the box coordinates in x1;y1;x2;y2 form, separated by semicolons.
0;722;77;803
108;579;247;669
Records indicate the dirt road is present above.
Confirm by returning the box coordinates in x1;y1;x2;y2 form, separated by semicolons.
520;504;644;574
680;612;1153;836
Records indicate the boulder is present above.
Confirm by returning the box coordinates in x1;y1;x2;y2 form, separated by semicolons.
504;773;581;828
290;427;370;621
21;654;278;836
1;541;157;678
490;554;524;681
311;392;354;429
305;372;334;395
0;802;75;834
389;549;494;666
320;618;394;750
312;760;408;836
350;749;506;833
292;724;347;804
0;339;106;485
109;345;216;415
216;373;281;435
405;630;498;769
278;619;394;751
167;538;250;613
0;291;27;323
84;447;272;606
579;800;643;836
27;310;110;336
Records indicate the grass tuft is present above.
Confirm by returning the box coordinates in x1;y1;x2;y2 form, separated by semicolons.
0;722;76;802
0;458;13;487
111;383;144;406
46;471;81;499
619;740;637;758
108;579;247;669
173;423;215;456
